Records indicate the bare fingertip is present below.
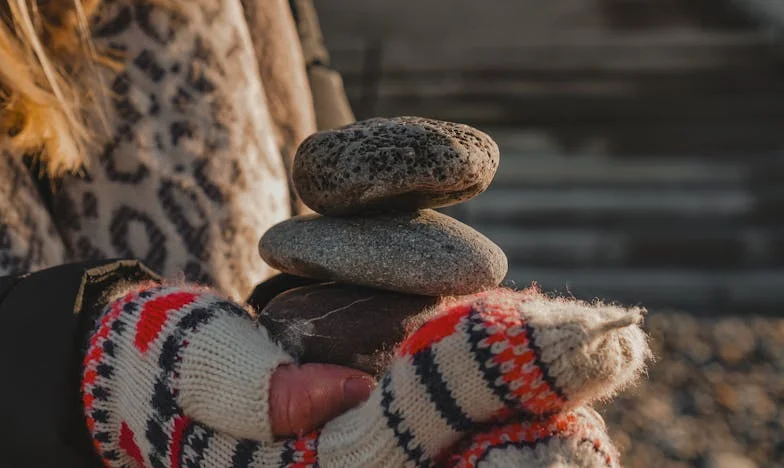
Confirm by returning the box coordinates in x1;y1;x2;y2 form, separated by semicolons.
342;376;376;410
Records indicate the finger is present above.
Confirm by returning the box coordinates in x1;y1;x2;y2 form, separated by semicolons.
269;363;376;437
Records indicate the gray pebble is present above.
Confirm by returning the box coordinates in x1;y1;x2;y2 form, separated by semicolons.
259;282;440;375
293;116;500;215
258;209;508;296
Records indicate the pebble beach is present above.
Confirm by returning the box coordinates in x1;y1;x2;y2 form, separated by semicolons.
603;311;784;468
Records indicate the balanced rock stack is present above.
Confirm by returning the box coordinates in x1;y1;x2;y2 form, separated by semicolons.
258;116;507;375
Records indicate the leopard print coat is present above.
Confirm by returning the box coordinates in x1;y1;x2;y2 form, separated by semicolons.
0;0;347;301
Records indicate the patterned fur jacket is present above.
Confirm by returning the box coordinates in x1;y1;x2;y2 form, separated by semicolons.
0;0;353;300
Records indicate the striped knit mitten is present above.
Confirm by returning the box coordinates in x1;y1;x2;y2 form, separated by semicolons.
449;407;620;468
82;285;648;467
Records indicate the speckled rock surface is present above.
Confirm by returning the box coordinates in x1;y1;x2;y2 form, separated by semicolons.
292;116;500;216
259;282;441;375
258;209;508;295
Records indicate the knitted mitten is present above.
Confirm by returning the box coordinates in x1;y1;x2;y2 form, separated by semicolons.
82;285;648;467
449;407;620;468
81;284;295;466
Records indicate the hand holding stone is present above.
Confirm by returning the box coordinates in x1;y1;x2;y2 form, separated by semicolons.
250;117;650;467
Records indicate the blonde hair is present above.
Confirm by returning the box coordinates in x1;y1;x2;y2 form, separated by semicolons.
0;0;103;176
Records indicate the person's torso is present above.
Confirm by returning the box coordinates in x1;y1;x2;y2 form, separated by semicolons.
51;0;292;300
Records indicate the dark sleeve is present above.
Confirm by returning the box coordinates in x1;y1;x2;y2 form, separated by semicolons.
0;259;159;468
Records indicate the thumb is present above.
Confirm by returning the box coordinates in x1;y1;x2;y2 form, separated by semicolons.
269;363;376;437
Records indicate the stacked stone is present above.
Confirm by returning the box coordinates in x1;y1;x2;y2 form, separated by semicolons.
257;116;508;375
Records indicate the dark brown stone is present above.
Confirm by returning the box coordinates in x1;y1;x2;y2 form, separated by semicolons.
245;273;322;312
258;282;441;375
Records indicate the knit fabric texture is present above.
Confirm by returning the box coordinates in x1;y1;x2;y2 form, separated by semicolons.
82;285;649;467
449;406;620;467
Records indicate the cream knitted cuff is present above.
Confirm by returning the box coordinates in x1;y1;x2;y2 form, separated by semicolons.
174;297;293;441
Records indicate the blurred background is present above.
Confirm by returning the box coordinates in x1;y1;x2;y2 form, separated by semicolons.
314;1;784;466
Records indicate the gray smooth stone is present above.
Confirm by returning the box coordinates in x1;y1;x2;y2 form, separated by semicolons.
258;209;508;296
293;116;500;216
259;283;440;375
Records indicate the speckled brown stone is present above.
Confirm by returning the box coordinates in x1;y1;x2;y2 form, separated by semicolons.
292;116;500;216
258;209;508;296
259;283;441;375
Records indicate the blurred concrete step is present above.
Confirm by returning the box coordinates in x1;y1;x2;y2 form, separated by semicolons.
455;186;755;225
486;150;749;187
329;32;773;75
444;149;784;227
504;267;784;314
477;226;784;269
355;77;784;125
732;0;784;37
